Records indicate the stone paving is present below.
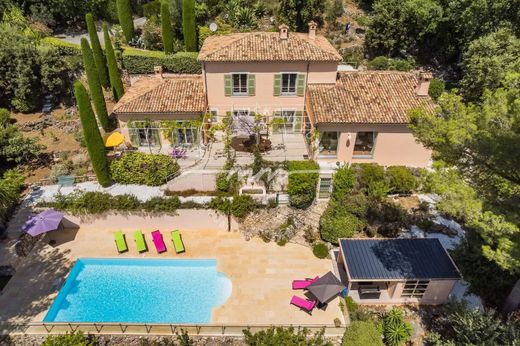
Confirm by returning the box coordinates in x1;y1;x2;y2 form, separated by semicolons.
0;211;343;327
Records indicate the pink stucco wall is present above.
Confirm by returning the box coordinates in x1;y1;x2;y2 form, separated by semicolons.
203;61;337;118
316;123;432;167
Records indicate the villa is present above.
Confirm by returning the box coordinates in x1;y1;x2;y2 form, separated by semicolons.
112;22;435;190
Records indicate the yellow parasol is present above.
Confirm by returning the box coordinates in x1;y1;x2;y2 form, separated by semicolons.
104;132;125;147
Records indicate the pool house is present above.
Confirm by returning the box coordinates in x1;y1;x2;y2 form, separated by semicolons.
337;238;462;305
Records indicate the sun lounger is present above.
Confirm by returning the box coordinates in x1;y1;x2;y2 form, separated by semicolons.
133;230;147;253
290;295;317;313
171;230;185;254
151;230;166;253
292;276;319;290
114;231;128;253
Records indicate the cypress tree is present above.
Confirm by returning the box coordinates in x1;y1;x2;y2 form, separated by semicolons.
161;2;174;54
85;13;109;88
116;0;135;43
80;38;110;131
103;23;125;101
182;0;197;51
74;81;111;187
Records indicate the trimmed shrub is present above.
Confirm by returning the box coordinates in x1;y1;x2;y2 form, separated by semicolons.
42;37;81;55
313;243;329;259
342;321;383;346
161;2;174;54
103;23;125;101
386;166;417;194
74;81;111;187
116;0;134;42
110;152;179;186
142;196;181;212
320;205;366;244
287;160;320;209
332;165;356;201
113;194;140;210
42;331;95;346
122;49;201;74
80;38;110;131
428;78;445;100
183;0;197;51
355;163;385;189
231;195;256;218
86;13;109;88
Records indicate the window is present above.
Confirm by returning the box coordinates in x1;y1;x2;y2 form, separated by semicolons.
232;109;250;117
401;280;429;298
281;73;297;95
128;122;161;147
353;132;377;157
209;109;218;123
232;74;248;95
318;177;332;198
318;132;339;157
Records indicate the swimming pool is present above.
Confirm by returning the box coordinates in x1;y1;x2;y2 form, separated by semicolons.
44;258;232;323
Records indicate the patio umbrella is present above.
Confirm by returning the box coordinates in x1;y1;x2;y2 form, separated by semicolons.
105;132;124;147
22;209;64;237
307;271;346;304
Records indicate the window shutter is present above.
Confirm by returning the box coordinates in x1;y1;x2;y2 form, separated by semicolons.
273;74;281;96
296;74;306;96
248;74;256;96
294;111;303;131
224;74;232;96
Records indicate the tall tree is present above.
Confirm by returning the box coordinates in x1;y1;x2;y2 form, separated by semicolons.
161;1;174;53
103;23;124;101
277;0;326;32
74;81;111;187
116;0;134;42
85;13;109;88
80;38;110;131
182;0;197;51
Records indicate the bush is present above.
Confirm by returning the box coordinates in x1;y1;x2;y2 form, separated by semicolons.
216;172;239;194
122;49;201;74
381;308;413;346
287;161;320;209
332;165;356;201
0;169;25;222
231;195;256;218
113;194;140;210
42;37;81;56
355;163;385;189
320;204;366;244
342;193;369;218
243;327;331;345
42;331;95;346
368;56;415;71
428;78;445;100
142;196;181;212
110;152;179;186
386;166;417;194
342;321;383;346
313;243;329;259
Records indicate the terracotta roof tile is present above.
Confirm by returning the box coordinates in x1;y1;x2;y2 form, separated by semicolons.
198;32;342;62
113;75;206;114
307;71;436;124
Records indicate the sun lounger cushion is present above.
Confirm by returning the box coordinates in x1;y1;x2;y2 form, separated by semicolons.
171;230;185;254
114;231;128;253
290;295;316;312
151;230;166;253
292;276;319;290
133;230;147;253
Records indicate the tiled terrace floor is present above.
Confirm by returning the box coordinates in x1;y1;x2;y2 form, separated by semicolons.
0;211;343;326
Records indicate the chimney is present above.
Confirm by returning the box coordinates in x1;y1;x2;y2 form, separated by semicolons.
416;72;432;96
308;21;317;40
279;24;289;40
154;66;163;79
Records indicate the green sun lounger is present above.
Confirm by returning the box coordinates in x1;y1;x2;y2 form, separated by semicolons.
171;230;185;254
133;230;147;253
114;231;128;253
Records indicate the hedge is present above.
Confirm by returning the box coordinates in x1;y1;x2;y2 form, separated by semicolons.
122;49;201;74
42;37;81;56
287;160;320;209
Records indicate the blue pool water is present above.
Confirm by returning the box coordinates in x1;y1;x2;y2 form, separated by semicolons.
44;258;232;323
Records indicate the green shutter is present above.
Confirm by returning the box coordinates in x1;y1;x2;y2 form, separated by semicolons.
296;74;306;96
273;74;281;96
224;74;232;96
248;74;256;96
294;111;303;132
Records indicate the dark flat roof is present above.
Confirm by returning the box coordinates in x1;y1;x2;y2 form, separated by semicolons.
340;238;461;281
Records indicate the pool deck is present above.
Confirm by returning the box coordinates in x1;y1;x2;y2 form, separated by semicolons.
0;210;343;329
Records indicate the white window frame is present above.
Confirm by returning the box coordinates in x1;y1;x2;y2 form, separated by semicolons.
281;72;298;96
231;73;249;96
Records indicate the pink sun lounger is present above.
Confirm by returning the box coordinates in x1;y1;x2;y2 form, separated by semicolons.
292;276;319;290
290;295;317;313
151;230;166;253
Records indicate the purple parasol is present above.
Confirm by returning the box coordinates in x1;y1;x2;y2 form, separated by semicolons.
22;209;64;237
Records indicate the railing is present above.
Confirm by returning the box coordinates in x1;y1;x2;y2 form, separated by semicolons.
0;322;345;337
